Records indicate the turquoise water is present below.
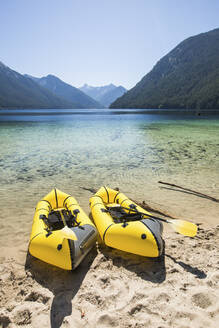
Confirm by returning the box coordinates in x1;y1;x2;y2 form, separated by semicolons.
0;109;219;248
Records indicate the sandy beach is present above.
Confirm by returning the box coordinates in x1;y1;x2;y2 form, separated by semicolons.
0;183;218;328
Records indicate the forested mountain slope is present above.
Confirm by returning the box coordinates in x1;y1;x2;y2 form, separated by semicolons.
0;62;74;109
111;28;219;110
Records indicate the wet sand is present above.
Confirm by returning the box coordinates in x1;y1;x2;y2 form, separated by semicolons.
0;184;219;328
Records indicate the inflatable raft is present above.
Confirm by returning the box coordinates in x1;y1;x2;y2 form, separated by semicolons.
89;187;164;257
29;189;97;270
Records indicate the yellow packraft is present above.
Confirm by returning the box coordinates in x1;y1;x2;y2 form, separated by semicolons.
29;188;97;270
89;186;163;257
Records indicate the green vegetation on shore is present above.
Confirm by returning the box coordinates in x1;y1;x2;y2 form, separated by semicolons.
110;28;219;110
0;62;76;109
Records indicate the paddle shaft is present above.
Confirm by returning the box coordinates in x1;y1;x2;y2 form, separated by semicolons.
119;206;168;223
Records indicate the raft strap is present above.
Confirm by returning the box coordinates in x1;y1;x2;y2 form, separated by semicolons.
62;209;82;228
72;209;81;227
106;206;142;223
39;215;53;237
41;208;84;235
39;214;51;229
47;211;64;231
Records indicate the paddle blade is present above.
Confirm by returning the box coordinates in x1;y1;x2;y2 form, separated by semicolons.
61;226;77;240
168;219;197;237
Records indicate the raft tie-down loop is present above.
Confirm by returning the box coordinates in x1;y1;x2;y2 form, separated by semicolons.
39;214;53;236
72;209;81;227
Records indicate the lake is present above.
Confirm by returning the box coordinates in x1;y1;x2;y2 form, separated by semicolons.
0;109;219;249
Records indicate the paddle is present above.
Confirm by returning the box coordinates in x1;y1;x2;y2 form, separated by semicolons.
118;205;197;237
61;226;77;240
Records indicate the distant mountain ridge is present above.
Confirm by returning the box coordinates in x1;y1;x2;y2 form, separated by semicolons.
26;74;103;109
80;83;127;107
0;60;125;110
110;28;219;110
0;62;74;109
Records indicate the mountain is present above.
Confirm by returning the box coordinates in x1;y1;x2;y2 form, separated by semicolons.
100;86;127;107
0;62;76;109
26;74;103;109
80;83;127;107
80;83;116;101
110;28;219;110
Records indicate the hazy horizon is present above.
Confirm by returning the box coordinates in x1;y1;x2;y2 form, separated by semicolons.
1;0;219;90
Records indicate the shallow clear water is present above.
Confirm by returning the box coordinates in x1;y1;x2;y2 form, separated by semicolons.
0;109;219;248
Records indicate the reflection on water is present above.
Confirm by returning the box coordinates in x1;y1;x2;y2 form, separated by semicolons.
0;109;219;248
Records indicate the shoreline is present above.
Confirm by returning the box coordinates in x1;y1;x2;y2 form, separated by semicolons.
1;108;219;116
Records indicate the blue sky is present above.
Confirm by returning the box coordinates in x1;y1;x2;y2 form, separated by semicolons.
1;0;218;89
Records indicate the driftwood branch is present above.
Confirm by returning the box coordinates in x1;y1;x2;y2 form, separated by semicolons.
158;181;219;203
132;199;177;219
79;186;97;194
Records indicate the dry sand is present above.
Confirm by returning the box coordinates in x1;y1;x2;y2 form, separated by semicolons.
0;187;219;328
